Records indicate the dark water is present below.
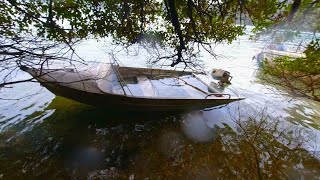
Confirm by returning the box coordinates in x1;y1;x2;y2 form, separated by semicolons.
0;95;319;179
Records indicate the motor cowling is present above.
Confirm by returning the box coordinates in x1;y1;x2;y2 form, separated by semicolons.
211;68;232;85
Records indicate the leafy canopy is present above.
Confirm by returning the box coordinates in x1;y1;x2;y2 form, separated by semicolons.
1;0;290;66
261;39;320;101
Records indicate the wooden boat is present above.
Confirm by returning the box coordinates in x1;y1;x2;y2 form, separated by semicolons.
20;64;244;111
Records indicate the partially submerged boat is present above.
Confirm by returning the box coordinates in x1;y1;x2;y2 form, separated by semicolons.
20;63;244;111
255;49;305;64
254;43;306;66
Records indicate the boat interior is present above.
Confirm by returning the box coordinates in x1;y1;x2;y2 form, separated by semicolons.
96;64;225;99
29;63;230;99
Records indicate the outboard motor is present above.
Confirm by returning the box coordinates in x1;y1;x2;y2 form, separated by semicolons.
211;68;232;85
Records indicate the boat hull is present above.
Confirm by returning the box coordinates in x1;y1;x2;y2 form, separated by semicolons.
42;82;241;111
21;65;244;111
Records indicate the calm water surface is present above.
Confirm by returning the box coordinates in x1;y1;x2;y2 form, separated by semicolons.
0;32;320;179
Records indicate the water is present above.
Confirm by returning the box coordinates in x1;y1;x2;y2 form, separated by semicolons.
0;31;320;179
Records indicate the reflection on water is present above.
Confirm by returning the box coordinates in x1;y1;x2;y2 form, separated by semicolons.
0;97;319;179
285;103;320;130
182;111;218;143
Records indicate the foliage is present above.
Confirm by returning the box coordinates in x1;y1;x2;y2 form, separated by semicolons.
0;0;319;86
254;0;320;101
261;39;320;101
269;40;320;75
285;0;320;32
0;0;293;68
